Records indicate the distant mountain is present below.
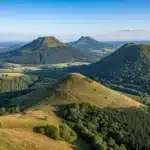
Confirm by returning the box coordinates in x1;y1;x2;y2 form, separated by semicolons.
86;43;150;95
68;36;111;51
0;36;98;64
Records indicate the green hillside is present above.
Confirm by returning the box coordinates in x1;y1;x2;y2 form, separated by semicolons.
87;43;150;95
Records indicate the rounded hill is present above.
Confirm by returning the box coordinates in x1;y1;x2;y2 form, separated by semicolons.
14;73;143;108
87;43;150;95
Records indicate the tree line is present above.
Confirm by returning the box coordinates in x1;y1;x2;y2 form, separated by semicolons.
63;103;150;150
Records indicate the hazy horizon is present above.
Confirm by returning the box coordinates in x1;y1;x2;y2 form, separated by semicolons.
0;31;150;42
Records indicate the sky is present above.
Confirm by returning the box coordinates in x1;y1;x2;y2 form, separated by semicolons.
0;0;150;41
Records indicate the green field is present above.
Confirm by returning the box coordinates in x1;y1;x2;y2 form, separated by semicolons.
0;62;89;73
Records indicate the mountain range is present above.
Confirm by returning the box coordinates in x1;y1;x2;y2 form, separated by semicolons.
0;36;99;64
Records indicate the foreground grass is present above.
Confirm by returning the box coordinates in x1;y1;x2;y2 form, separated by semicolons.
0;109;60;129
0;108;71;150
0;129;73;150
0;107;92;150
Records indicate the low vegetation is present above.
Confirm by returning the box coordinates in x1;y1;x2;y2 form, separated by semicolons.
0;105;22;115
34;125;60;140
60;123;77;143
33;123;77;143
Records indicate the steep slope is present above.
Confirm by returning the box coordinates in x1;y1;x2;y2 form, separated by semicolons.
13;73;143;108
86;43;150;94
1;37;98;64
68;36;111;51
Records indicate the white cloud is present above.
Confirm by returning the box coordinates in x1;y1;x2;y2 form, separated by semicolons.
120;29;148;32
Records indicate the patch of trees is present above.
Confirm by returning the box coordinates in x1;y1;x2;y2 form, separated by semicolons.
63;103;150;150
0;105;23;115
0;75;39;92
33;123;77;143
91;75;150;96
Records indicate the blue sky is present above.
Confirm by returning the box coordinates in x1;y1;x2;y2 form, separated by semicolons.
0;0;150;41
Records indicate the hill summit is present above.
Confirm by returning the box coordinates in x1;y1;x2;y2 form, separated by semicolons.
15;73;143;108
31;36;67;48
1;36;98;64
77;36;95;42
68;36;111;51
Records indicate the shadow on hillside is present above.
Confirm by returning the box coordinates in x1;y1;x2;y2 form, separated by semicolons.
0;88;34;107
25;65;86;79
52;104;71;118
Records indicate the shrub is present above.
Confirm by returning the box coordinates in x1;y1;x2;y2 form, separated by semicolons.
107;138;116;147
59;123;77;143
33;125;60;140
0;107;6;115
44;116;48;121
15;105;21;113
45;125;60;140
33;126;46;135
95;141;107;150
